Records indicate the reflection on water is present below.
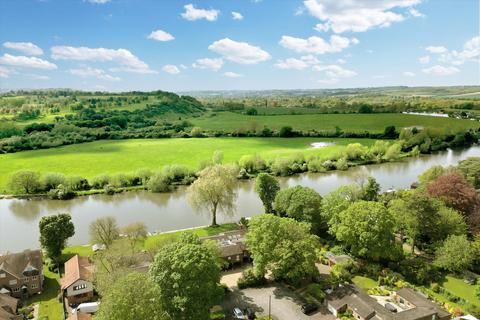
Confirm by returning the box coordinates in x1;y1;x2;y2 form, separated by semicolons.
1;147;480;253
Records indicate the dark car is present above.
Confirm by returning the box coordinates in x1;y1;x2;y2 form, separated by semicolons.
301;303;318;315
244;307;256;320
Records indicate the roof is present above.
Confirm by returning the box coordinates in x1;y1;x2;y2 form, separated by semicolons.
201;230;247;258
67;313;92;320
0;250;42;279
61;255;94;290
325;252;352;264
0;294;20;320
396;288;451;319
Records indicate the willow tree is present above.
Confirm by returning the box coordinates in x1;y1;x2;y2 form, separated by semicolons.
187;164;238;226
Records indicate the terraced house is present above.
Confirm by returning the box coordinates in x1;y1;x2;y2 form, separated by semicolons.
0;250;43;298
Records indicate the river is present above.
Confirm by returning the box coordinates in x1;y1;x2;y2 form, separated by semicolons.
1;146;480;253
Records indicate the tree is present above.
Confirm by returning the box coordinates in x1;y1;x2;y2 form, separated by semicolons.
9;170;41;194
383;126;398;139
322;184;363;234
149;234;222;320
42;172;66;190
246;215;319;284
39;213;75;262
335;201;399;261
89;216;119;248
273;185;324;233
457;157;480;188
122;222;148;253
362;177;380;201
418;165;447;186
434;235;475;273
254;173;280;214
95;272;169;320
427;173;478;215
187;164;238;226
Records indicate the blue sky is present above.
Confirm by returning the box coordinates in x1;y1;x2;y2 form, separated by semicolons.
0;0;478;92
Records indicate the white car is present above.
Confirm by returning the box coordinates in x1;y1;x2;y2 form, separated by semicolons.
72;302;100;314
233;307;247;319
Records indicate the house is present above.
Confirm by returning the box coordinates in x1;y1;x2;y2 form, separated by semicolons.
327;284;451;320
325;252;352;267
0;250;44;298
61;255;95;306
201;230;249;264
0;293;21;320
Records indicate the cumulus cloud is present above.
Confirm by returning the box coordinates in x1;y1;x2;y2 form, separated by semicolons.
51;46;155;74
162;64;180;74
279;35;358;55
0;54;57;69
304;0;422;33
192;58;224;71
314;64;357;78
419;55;430;64
422;65;459;76
403;71;416;77
232;11;243;20
425;46;447;54
274;58;309;70
223;71;243;78
208;38;270;64
408;8;425;17
148;29;174;42
181;4;219;21
438;36;480;65
69;67;120;81
3;42;43;55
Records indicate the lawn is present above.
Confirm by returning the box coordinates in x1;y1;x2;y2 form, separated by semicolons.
192;112;479;133
0;137;374;193
352;275;378;290
440;275;480;306
25;266;63;320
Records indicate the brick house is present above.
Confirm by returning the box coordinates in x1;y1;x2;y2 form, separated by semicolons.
0;250;44;298
201;230;249;265
61;255;95;306
0;293;21;320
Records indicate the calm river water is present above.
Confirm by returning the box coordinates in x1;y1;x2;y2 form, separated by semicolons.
2;146;480;253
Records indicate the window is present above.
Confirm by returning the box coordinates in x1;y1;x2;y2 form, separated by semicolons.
0;273;5;278
73;283;87;291
23;277;29;282
13;287;20;293
32;276;38;281
31;284;38;289
9;279;17;285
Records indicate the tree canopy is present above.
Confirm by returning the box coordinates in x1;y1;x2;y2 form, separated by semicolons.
434;235;475;273
89;216;119;248
254;173;280;213
39;213;75;262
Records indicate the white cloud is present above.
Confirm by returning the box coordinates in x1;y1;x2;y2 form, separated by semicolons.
314;23;330;32
301;55;321;65
425;46;447;54
232;11;243;20
419;55;430;64
181;4;219;21
438;36;480;65
408;8;425;17
274;58;309;70
148;29;174;42
162;64;180;74
336;58;346;64
279;35;358;55
192;58;224;71
422;65;459;76
403;71;416;77
86;0;111;4
208;38;270;64
314;64;357;78
0;54;57;69
69;67;120;81
3;42;43;55
223;71;243;78
304;0;421;33
0;66;11;78
51;46;155;74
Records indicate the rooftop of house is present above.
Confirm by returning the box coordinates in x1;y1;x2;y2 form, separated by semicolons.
0;250;42;279
325;252;352;264
67;313;92;320
0;294;20;320
61;255;94;290
200;230;247;258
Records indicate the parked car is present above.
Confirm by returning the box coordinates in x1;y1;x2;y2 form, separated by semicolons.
72;302;100;314
233;307;247;319
244;307;256;319
301;303;318;315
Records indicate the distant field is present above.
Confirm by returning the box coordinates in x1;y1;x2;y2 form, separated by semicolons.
192;112;480;133
0;137;375;193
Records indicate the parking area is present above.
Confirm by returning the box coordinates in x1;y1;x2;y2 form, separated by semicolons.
222;285;335;320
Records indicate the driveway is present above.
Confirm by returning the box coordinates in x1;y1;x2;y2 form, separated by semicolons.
222;285;335;320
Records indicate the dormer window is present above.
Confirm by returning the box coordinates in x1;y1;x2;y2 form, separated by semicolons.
0;273;5;278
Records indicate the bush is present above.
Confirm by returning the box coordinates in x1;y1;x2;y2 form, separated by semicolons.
91;174;110;189
65;176;89;191
335;158;349;170
271;158;292;176
306;283;326;302
9;170;41;194
279;126;295;137
42;172;66;190
47;184;75;200
162;165;195;183
110;173;132;188
147;173;171;192
237;268;266;289
104;184;115;195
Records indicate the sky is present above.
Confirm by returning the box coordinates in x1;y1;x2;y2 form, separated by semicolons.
0;0;479;92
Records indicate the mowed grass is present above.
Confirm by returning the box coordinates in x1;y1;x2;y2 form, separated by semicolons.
192;112;480;133
0;137;373;193
352;275;378;290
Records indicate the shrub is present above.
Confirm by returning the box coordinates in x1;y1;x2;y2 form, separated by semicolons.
9;170;41;194
306;283;326;302
147;173;171;192
190;127;204;137
271;158;292;176
42;172;66;190
104;184;115;195
65;176;89;191
109;173;131;188
47;184;75;200
335;158;349;170
135;168;152;185
91;175;110;189
162;165;194;183
279;126;295;137
237;268;266;289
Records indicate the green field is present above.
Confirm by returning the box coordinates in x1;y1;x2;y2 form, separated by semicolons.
0;137;374;193
192;112;480;133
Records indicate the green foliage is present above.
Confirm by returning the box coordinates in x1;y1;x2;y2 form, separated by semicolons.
322;184;363;234
435;235;475;273
42;172;66;190
362;177;380;201
147;173;171;192
9;170;41;194
457;157;480;188
149;233;222;320
246;215;319;284
89;216;119;248
39;213;75;262
254;173;280;213
237;267;267;289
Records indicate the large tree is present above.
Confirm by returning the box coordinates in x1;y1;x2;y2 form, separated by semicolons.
89;216;119;248
457;157;480;188
254;173;280;213
322;184;363;234
273;185;324;233
362;177;380;201
9;170;41;194
434;235;475;273
335;201;399;261
246;215;319;283
149;234;222;320
39;213;75;262
427;173;478;215
95;272;169;320
122;222;148;253
187;164;238;226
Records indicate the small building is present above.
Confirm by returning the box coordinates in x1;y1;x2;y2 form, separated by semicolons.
0;293;21;320
61;255;95;306
0;250;44;298
325;252;352;267
394;288;451;320
201;230;249;264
